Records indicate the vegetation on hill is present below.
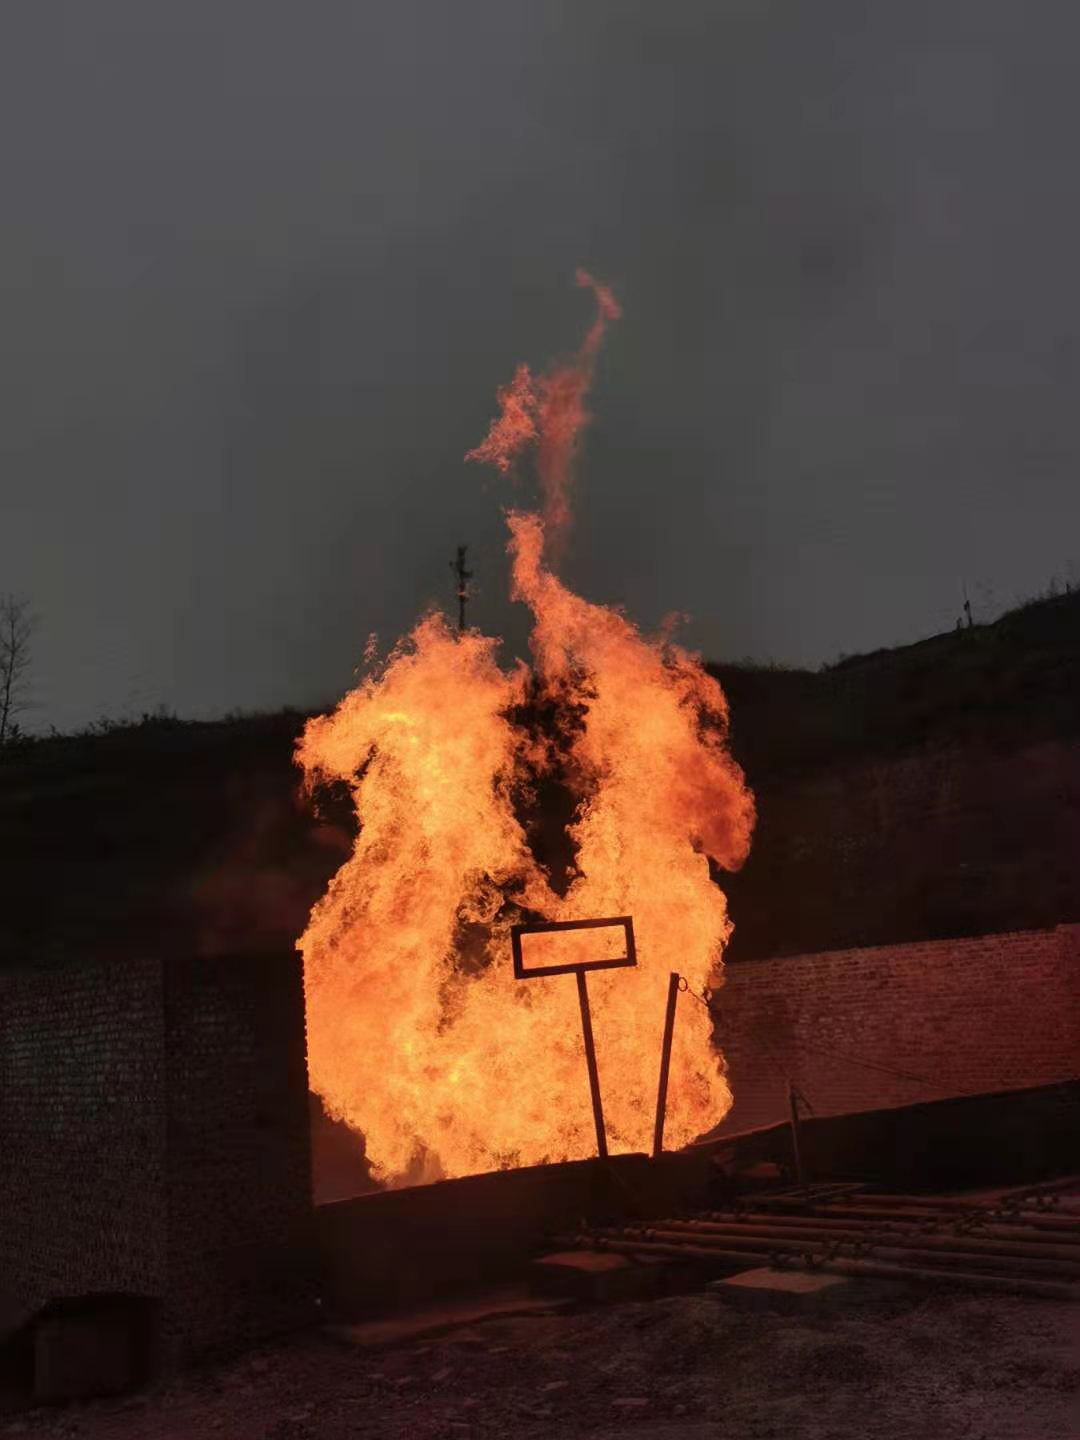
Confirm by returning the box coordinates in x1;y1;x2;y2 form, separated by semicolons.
0;708;341;969
711;588;1080;778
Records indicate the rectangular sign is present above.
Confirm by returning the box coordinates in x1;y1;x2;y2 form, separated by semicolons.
510;916;637;979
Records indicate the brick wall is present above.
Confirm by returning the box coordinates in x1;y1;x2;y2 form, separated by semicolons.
0;951;312;1368
0;958;167;1321
163;954;314;1360
714;924;1080;1135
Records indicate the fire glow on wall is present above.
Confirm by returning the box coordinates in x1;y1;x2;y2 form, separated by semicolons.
297;275;755;1186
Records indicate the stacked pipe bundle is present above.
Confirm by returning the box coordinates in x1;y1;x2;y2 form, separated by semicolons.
560;1180;1080;1301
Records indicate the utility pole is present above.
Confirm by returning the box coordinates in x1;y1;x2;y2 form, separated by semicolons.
450;544;473;633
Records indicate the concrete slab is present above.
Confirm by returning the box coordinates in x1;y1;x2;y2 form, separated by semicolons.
317;1148;716;1319
531;1250;688;1303
708;1267;856;1314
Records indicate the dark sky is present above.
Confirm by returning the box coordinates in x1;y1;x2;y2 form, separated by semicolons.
3;2;1079;732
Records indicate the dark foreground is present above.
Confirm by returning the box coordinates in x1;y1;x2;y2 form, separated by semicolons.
3;1287;1078;1440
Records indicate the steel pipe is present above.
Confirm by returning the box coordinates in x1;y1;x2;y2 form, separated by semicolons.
653;1218;1080;1265
566;1234;1080;1302
620;1227;1080;1282
561;1236;773;1269
812;1202;1080;1235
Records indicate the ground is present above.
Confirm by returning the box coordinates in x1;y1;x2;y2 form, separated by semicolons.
4;1287;1078;1440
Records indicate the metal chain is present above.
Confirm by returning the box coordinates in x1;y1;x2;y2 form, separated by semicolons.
676;975;713;1009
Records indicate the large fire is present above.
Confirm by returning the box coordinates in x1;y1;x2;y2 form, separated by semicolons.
298;275;755;1185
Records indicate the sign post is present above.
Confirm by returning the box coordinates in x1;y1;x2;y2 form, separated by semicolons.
510;916;637;1161
652;971;681;1159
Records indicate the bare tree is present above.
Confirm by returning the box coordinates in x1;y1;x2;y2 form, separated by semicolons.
0;594;34;744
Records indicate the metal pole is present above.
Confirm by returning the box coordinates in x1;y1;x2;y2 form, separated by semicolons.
788;1079;804;1188
451;544;473;633
576;970;608;1159
652;972;680;1159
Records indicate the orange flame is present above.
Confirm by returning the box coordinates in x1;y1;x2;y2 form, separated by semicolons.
299;277;753;1185
466;269;621;555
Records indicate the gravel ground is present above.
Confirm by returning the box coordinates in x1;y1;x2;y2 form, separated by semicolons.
3;1287;1078;1440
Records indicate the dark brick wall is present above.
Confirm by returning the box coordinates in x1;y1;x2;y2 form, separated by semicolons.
714;924;1080;1135
163;954;314;1360
0;951;312;1367
0;958;167;1321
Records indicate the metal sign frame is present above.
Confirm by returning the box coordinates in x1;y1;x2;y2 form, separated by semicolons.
510;915;637;980
510;915;637;1161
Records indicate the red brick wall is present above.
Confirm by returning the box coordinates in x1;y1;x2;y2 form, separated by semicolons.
713;924;1080;1135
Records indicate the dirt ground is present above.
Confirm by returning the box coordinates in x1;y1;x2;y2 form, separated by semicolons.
3;1286;1078;1440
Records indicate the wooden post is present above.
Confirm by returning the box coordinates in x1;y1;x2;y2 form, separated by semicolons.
576;970;608;1159
652;972;680;1159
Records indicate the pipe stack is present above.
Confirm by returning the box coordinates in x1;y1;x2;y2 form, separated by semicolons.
558;1181;1080;1302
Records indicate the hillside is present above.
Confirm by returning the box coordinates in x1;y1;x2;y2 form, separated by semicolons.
710;587;1080;778
1;588;1078;970
713;588;1080;958
0;710;344;969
